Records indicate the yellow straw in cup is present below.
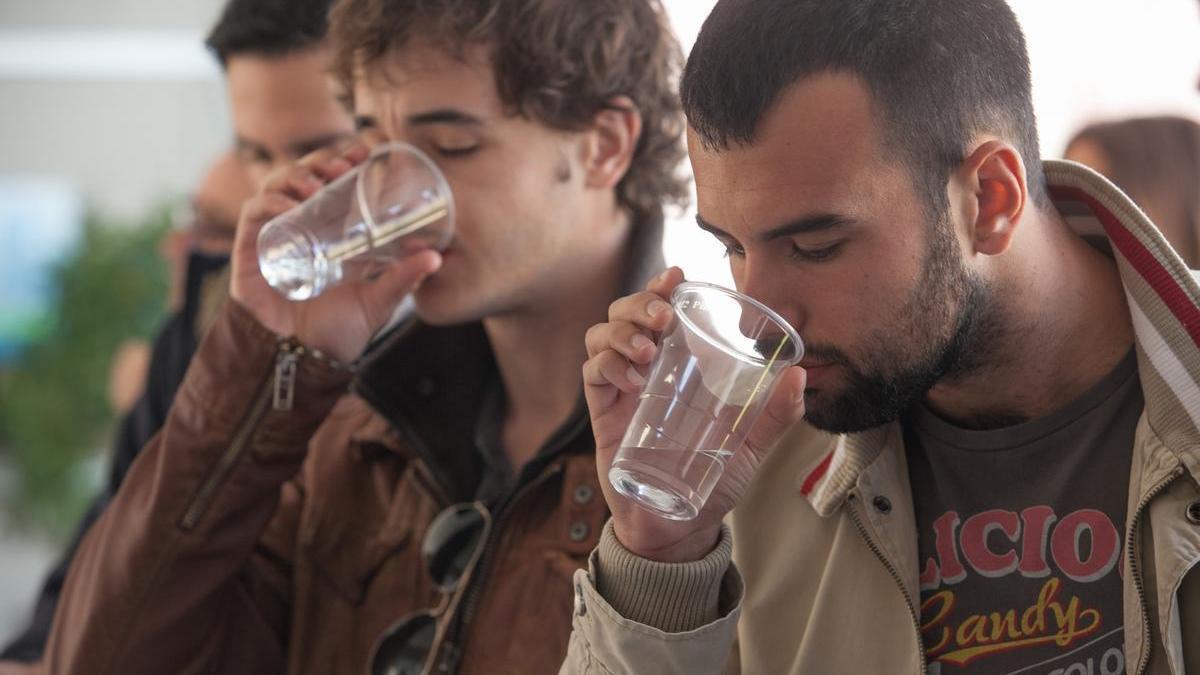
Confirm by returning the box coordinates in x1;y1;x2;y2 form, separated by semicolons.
718;331;793;452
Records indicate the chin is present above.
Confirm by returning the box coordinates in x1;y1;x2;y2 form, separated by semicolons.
803;378;917;434
411;279;489;326
801;385;871;434
800;388;838;426
411;291;475;326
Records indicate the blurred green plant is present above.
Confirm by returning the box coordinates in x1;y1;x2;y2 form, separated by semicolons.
0;209;169;539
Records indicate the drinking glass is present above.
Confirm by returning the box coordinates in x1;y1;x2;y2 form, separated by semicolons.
609;282;803;520
257;142;454;301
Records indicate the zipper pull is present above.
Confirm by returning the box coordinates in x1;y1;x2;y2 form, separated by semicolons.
273;345;300;411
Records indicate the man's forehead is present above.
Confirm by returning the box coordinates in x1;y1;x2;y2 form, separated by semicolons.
688;74;896;233
692;74;881;168
226;50;351;139
697;76;887;172
353;44;500;115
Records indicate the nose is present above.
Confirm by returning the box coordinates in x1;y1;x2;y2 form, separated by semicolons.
735;256;805;335
358;127;390;150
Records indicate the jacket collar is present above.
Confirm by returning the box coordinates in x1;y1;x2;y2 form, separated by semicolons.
796;159;1200;516
349;213;667;502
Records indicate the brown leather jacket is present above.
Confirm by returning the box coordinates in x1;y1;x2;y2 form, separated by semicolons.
40;294;614;675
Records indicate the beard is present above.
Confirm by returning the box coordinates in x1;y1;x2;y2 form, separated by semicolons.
802;215;1005;434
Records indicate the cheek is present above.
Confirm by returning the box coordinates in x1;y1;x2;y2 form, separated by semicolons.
740;243;919;345
824;247;929;350
243;164;270;191
438;131;587;283
441;159;506;235
443;168;542;262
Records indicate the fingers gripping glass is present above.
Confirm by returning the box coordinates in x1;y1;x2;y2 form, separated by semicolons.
369;502;491;675
609;282;803;520
258;141;455;301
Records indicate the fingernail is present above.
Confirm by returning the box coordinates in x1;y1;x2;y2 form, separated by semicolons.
630;334;653;352
626;366;646;386
655;268;672;284
647;300;670;318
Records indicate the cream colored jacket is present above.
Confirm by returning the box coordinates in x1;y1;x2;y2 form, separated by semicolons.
562;161;1200;674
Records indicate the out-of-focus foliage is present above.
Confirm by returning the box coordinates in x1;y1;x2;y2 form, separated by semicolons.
0;210;168;539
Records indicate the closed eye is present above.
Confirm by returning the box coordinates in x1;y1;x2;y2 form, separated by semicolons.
435;145;480;158
790;242;843;262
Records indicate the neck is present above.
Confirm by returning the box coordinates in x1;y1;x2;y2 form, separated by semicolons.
925;207;1135;429
484;208;633;469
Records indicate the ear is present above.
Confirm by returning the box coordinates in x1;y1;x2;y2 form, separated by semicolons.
956;139;1028;256
581;95;642;190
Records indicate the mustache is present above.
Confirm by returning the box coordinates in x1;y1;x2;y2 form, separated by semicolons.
750;331;803;361
796;342;854;368
748;333;850;368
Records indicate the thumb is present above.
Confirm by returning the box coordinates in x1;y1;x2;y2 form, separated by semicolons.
742;366;806;457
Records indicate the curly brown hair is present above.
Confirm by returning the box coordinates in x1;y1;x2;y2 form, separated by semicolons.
328;0;689;226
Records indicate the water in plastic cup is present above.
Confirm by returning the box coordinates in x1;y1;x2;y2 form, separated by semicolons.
609;282;803;520
257;142;454;300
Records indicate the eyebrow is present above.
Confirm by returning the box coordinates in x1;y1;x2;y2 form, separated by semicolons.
287;133;353;158
234;136;265;154
356;108;485;128
355;108;486;134
696;213;854;242
408;108;484;127
233;133;352;160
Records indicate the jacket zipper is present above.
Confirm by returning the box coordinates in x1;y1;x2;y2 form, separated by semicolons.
456;463;566;631
1128;465;1184;675
428;463;566;674
846;492;929;675
180;341;299;531
452;407;590;642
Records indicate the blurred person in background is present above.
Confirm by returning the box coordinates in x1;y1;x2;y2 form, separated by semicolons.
213;0;355;187
1065;116;1200;268
0;0;350;666
106;152;253;418
163;151;253;314
38;0;689;672
0;154;252;672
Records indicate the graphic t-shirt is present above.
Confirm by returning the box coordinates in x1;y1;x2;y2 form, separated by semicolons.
904;350;1140;675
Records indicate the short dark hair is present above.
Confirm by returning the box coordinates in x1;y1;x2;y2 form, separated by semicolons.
205;0;335;68
681;0;1046;215
328;0;689;228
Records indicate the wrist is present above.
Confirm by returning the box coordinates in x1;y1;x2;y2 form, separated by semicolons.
611;518;722;563
297;335;361;366
594;520;733;632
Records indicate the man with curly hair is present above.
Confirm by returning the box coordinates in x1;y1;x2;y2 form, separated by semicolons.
41;1;689;674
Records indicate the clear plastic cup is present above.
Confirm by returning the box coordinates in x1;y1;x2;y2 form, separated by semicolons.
257;142;454;300
609;282;803;520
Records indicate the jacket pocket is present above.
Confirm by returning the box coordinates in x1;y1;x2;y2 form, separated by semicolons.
302;458;434;605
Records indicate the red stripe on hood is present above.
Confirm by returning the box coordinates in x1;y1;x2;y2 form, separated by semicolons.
800;451;834;496
1050;186;1200;350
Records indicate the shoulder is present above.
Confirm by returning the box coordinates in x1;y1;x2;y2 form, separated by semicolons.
304;394;412;477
